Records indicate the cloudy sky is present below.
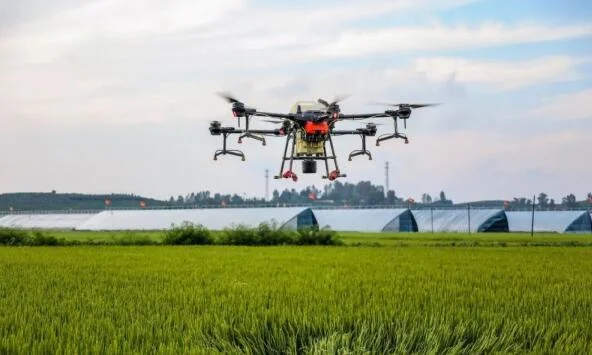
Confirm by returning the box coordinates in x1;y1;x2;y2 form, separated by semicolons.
1;0;591;202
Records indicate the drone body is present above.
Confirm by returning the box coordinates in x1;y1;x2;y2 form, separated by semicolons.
210;94;438;182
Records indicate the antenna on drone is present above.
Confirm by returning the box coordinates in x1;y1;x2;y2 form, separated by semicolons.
265;169;269;202
385;161;390;196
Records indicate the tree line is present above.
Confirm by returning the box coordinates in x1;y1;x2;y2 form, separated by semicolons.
1;186;590;211
169;181;454;207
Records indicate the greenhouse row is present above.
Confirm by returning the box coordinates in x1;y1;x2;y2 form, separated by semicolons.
0;208;590;233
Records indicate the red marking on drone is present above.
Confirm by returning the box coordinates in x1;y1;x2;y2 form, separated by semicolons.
304;121;329;135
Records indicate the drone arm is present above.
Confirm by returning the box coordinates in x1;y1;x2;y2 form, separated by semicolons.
209;127;245;136
332;125;378;136
331;129;372;136
252;112;295;120
247;129;285;136
337;113;393;120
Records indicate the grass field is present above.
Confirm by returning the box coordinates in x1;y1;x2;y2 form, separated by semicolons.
1;232;592;353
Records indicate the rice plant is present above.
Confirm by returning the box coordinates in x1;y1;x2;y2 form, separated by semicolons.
0;246;591;353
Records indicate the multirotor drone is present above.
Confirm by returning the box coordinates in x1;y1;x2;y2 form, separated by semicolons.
210;93;438;182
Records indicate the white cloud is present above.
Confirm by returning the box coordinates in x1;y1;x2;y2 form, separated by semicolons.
321;23;592;57
413;56;586;90
1;0;246;62
529;89;592;120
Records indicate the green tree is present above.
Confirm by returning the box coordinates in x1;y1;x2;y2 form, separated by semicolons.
386;190;397;204
562;194;577;208
537;193;549;208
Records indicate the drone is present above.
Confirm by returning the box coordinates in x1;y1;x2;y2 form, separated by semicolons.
210;93;438;182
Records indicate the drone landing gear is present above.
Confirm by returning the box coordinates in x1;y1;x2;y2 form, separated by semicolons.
238;132;266;146
274;131;347;182
275;130;298;181
214;149;245;161
376;118;409;146
349;134;372;161
376;133;408;146
214;132;245;161
322;136;346;181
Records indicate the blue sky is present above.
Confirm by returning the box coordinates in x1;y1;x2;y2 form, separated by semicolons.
0;0;590;203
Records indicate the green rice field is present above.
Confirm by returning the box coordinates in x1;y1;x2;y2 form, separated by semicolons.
1;232;592;353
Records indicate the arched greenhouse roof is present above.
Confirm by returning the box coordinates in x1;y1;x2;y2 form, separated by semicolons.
411;209;508;233
312;208;416;232
506;211;592;233
75;207;316;231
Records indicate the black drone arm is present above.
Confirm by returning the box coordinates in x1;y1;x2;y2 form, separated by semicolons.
331;128;376;136
252;112;295;120
210;125;285;162
337;113;393;121
210;126;283;136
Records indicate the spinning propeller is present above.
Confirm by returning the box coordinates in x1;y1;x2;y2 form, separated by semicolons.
372;102;440;128
318;95;349;116
217;92;256;128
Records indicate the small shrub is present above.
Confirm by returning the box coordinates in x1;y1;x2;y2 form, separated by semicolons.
29;231;59;246
219;224;261;245
116;232;156;246
256;222;295;246
162;222;213;245
0;228;30;246
294;226;343;246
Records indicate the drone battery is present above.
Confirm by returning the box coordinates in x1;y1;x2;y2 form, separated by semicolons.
302;160;317;174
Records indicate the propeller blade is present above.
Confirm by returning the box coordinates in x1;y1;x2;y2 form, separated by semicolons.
216;92;242;104
331;94;350;105
319;95;350;107
408;103;441;109
317;98;330;107
370;101;441;108
261;119;284;124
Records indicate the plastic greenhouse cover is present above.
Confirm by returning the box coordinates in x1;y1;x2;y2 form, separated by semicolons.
312;209;408;232
412;209;503;233
0;213;97;229
506;211;590;233
75;207;310;231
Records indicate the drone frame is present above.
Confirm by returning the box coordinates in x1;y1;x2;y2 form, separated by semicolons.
210;95;435;181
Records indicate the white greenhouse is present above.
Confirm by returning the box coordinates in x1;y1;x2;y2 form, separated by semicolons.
312;208;417;232
0;213;97;230
75;207;317;231
411;209;509;233
506;211;592;233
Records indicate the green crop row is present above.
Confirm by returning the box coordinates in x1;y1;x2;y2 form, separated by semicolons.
1;246;591;354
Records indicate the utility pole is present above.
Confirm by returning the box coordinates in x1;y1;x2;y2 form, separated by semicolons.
385;161;390;196
531;194;535;237
265;169;269;202
467;204;471;234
